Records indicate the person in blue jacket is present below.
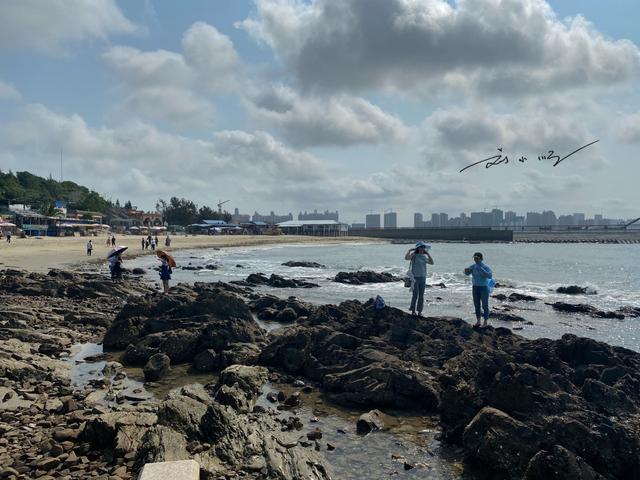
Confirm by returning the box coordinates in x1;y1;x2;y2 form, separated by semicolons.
464;252;493;328
159;257;172;293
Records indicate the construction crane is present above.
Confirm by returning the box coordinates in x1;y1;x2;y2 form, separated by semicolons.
217;200;230;214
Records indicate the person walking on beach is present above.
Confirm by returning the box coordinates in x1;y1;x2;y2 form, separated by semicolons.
405;241;434;317
111;236;116;247
6;231;11;243
141;237;145;250
86;239;93;256
158;256;172;293
165;235;171;247
150;237;156;251
464;252;493;328
154;235;159;246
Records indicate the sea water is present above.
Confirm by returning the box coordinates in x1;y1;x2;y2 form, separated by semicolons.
129;241;640;352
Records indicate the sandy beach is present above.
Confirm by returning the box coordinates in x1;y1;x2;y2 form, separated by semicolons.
0;234;377;273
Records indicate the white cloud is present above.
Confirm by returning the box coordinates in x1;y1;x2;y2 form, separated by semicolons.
0;81;21;101
245;84;409;147
420;104;598;171
2;104;325;203
618;113;640;143
0;0;139;54
238;0;640;96
103;22;242;126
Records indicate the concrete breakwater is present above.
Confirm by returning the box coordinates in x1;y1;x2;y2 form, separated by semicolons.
2;269;640;479
514;230;640;243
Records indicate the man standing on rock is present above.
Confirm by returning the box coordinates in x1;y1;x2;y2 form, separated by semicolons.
405;241;434;316
464;252;493;328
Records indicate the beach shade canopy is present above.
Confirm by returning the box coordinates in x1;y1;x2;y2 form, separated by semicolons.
107;246;128;258
156;249;176;267
0;222;16;227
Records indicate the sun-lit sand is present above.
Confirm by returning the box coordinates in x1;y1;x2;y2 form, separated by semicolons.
0;234;379;273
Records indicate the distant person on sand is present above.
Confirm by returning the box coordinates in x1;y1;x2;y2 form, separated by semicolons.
150;238;156;251
158;256;172;293
106;236;111;247
141;237;145;250
154;235;159;246
111;236;116;247
86;239;93;256
6;231;11;243
464;252;493;328
404;241;434;317
165;235;171;247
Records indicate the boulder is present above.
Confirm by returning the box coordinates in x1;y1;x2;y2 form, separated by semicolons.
556;285;592;295
143;353;171;382
282;261;326;268
333;271;399;285
245;273;319;289
524;445;606;480
356;409;385;434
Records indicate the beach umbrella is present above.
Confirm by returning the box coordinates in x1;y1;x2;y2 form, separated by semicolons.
156;249;176;268
107;246;128;258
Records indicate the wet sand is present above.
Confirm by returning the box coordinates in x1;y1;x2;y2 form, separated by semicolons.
0;234;378;273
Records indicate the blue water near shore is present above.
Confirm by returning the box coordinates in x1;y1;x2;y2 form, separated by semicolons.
129;241;640;352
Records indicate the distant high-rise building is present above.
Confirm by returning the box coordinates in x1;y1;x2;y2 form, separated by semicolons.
298;209;339;221
491;209;504;226
384;212;397;229
431;213;440;228
526;212;543;226
414;213;423;228
470;212;483;227
504;211;517;225
541;210;557;226
594;214;603;224
365;214;381;228
252;211;293;224
572;213;586;225
231;208;251;224
439;213;449;227
558;215;573;226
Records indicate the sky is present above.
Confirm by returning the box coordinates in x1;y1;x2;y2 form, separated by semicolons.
0;0;639;226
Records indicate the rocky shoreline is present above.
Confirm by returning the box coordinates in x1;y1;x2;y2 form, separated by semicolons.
2;268;640;479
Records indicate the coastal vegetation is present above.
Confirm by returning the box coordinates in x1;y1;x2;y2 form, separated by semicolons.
0;170;110;214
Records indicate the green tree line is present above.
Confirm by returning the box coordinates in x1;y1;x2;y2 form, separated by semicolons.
156;197;232;226
0;170;110;213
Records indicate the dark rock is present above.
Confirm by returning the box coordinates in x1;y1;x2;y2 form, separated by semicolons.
245;273;319;289
556;285;592;295
275;307;298;323
131;268;146;275
508;292;539;302
550;302;625;319
462;407;541;474
193;349;218;372
143;353;171;382
333;271;399;285
523;445;606;480
356;409;385;434
282;261;326;268
306;428;322;440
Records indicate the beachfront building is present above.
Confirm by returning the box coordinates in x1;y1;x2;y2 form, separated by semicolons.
277;220;348;236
